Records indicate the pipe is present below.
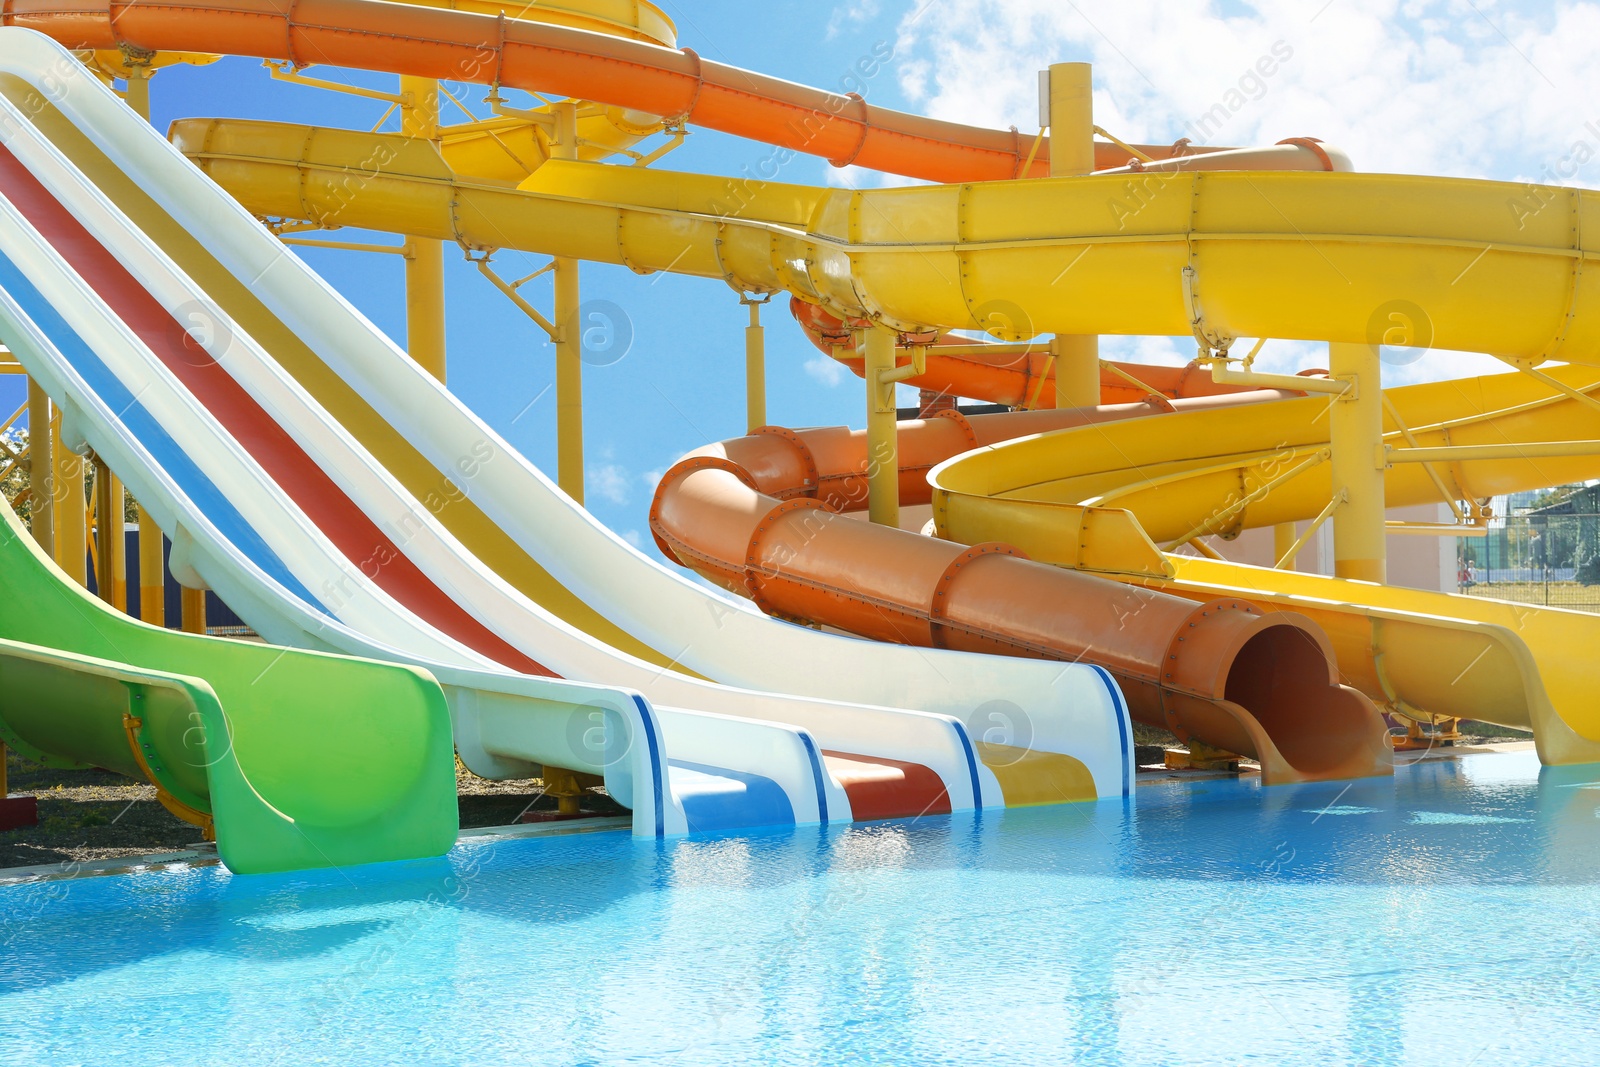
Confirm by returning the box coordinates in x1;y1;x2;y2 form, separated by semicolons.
649;413;1390;786
5;0;1245;184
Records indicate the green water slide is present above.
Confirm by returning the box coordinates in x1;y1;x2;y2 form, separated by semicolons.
0;501;459;874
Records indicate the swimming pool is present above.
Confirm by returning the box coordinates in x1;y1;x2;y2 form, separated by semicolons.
3;750;1597;1066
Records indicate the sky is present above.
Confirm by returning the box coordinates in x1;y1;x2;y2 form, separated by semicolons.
5;0;1600;554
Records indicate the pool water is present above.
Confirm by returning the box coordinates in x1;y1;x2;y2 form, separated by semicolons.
3;750;1598;1066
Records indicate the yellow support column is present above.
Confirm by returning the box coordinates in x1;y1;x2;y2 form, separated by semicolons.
124;58;168;620
400;75;447;381
551;100;584;503
181;587;207;635
863;325;900;527
1052;335;1099;409
26;378;52;552
124;62;151;122
137;505;166;626
93;460;128;611
744;297;767;432
1274;522;1298;571
1328;341;1387;583
52;414;86;586
1047;62;1098;408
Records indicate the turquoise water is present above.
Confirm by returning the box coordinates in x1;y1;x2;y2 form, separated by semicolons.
3;751;1598;1066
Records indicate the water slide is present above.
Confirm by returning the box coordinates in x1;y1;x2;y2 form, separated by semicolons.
156;68;1600;777
0;498;459;874
0;32;1132;841
718;289;1600;765
927;368;1600;764
2;0;1260;184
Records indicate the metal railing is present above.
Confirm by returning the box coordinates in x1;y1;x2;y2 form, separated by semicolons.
1457;513;1600;612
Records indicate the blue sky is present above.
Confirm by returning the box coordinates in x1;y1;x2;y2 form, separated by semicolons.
6;0;1600;554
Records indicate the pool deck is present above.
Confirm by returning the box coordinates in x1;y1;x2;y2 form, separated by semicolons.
0;742;1540;887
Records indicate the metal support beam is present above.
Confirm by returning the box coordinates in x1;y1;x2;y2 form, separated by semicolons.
401;75;447;380
124;63;150;122
1047;61;1097;408
1052;334;1099;408
1273;523;1298;571
138;505;165;626
1277;491;1346;570
125;59;162;622
26;378;52;552
181;587;207;635
551;100;584;504
93;460;127;611
1328;341;1386;582
52;413;86;586
863;325;900;527
743;296;767;432
1387;439;1600;464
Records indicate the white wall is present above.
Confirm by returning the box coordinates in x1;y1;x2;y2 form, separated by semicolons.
1196;503;1456;591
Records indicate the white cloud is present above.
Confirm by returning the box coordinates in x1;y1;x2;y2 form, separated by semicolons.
883;0;1600;384
892;1;1600;183
828;0;883;41
825;163;930;189
805;354;849;386
588;462;632;505
622;529;643;548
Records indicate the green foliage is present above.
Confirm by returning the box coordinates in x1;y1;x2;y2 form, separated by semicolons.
1576;535;1600;586
0;426;30;529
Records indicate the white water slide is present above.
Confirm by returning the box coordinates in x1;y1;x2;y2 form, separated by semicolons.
0;30;1130;838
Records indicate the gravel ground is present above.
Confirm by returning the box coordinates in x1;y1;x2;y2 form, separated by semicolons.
1;748;623;870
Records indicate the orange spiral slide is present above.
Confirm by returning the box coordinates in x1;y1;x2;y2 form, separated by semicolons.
650;396;1394;786
788;299;1266;409
5;0;1234;183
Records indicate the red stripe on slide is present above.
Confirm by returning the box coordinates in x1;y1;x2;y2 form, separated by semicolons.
822;751;951;821
0;144;552;676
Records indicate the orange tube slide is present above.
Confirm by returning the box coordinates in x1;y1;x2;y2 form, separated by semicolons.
650;400;1392;786
9;0;1235;184
789;299;1274;407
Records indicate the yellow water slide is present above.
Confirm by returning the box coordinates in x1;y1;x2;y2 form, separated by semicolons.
166;120;1600;767
167;122;1600;367
930;365;1600;764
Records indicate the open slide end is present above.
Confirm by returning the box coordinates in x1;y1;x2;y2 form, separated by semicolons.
1134;600;1394;786
653;455;1394;789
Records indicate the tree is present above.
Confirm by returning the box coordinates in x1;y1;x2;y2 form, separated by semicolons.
0;426;30;528
1576;534;1600;586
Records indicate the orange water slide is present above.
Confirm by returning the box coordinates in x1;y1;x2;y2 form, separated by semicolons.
788;299;1282;408
649;397;1392;786
6;0;1241;183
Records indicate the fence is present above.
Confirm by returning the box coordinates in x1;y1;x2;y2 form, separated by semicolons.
1457;513;1600;612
